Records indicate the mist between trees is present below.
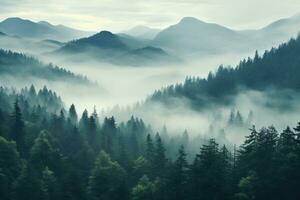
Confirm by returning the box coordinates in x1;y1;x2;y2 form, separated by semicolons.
1;85;300;200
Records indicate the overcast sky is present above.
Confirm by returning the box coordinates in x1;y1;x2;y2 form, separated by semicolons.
0;0;300;32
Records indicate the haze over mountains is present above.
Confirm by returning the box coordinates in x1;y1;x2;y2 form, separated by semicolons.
0;14;300;66
53;31;179;66
0;17;92;41
153;14;300;56
122;25;161;40
0;49;95;86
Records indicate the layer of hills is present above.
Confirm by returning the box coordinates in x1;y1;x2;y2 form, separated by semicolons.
152;15;300;56
0;17;92;41
53;31;179;66
1;15;300;66
149;35;300;110
0;31;66;55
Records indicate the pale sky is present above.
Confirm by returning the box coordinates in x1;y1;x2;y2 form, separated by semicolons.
0;0;300;32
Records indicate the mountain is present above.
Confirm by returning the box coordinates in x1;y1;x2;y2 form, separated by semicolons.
152;15;300;57
149;35;300;109
153;17;245;55
0;17;92;41
57;31;128;53
114;46;180;66
0;31;66;55
0;31;6;37
123;25;160;40
54;31;177;66
0;49;94;85
250;14;300;48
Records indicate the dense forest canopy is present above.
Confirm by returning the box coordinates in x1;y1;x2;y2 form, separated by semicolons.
0;86;300;200
150;35;300;109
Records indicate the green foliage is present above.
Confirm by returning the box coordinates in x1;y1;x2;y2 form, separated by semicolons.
88;151;127;200
131;175;154;200
0;86;300;200
0;136;22;200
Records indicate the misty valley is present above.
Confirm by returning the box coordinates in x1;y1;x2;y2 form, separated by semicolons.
1;8;300;200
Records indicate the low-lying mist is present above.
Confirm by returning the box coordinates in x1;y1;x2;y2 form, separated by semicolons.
2;39;299;146
32;52;300;146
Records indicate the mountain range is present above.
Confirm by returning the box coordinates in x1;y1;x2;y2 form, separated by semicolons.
0;17;92;41
152;14;300;56
0;14;300;65
53;31;179;66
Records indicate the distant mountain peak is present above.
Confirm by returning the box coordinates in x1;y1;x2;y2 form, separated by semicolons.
93;30;114;37
179;17;203;24
132;46;167;55
38;21;52;26
0;31;6;36
2;17;34;24
0;17;92;41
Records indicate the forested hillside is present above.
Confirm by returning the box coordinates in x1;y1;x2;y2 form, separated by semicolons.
0;86;300;200
0;49;93;85
150;35;300;109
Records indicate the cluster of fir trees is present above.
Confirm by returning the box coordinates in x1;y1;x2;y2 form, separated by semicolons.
1;86;300;200
227;110;254;127
150;35;300;109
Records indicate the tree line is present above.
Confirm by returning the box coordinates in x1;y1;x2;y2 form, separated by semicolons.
0;85;300;200
0;49;93;85
150;35;300;109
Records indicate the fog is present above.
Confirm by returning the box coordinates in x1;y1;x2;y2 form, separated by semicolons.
1;34;300;146
40;52;248;109
32;50;300;145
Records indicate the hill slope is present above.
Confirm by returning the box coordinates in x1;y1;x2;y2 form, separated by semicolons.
54;31;177;66
150;35;300;108
0;49;93;85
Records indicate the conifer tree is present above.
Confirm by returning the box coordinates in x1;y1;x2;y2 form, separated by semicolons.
10;98;25;155
68;104;78;125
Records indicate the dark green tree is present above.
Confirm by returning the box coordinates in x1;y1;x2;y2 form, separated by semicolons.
10;98;26;155
88;151;128;200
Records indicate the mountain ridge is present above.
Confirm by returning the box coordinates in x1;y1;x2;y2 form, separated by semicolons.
0;17;92;41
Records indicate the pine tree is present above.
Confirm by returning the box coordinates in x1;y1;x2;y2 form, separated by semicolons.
228;109;235;125
153;133;167;178
235;111;243;126
40;167;58;200
10;98;25;155
30;130;64;176
145;134;154;163
131;175;153;200
88;151;127;200
189;139;224;200
168;145;188;200
68;104;78;125
0;136;22;200
79;109;89;133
